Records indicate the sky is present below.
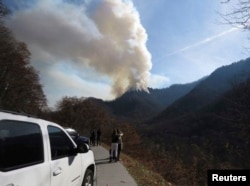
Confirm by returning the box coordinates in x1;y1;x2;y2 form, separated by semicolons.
2;0;249;108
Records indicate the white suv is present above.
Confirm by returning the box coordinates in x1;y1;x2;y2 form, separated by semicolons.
0;110;96;186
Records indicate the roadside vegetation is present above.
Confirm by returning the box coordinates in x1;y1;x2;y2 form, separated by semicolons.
120;151;170;186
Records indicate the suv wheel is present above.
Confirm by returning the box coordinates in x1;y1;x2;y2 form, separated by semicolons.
82;169;94;186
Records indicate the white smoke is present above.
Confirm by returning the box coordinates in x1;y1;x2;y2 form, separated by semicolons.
6;0;152;97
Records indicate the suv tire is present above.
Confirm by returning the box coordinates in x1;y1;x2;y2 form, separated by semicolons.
82;169;94;186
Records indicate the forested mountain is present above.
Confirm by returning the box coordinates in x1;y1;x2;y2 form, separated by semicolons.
151;58;250;123
102;58;250;185
105;80;200;122
144;76;250;180
102;58;250;126
143;58;250;154
138;59;250;185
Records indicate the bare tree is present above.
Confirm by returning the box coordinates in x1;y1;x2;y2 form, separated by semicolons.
220;0;250;29
0;0;47;114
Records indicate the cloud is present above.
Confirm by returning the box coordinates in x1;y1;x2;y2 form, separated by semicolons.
5;0;152;100
42;67;113;107
149;74;170;88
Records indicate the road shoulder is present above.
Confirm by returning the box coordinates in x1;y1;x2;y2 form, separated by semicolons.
91;146;137;186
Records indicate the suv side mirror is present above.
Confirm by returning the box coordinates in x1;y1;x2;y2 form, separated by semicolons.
77;141;89;153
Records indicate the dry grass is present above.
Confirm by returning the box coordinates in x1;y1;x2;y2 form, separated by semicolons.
120;153;172;186
102;144;171;186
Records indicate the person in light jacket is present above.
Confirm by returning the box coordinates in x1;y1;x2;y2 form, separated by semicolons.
116;129;123;161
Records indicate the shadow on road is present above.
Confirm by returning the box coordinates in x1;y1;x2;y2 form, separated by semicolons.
95;158;110;165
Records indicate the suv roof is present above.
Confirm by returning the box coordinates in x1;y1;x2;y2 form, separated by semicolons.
0;109;37;118
0;110;62;130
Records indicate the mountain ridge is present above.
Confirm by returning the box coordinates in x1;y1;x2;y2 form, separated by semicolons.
150;58;250;124
104;80;201;122
101;58;250;125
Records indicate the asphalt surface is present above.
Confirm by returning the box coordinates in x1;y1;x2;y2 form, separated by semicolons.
91;146;137;186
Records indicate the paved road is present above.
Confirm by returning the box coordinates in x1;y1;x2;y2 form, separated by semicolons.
91;146;137;186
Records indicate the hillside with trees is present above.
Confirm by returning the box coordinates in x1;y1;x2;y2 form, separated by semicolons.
150;58;250;123
0;0;47;115
138;61;250;185
105;80;200;122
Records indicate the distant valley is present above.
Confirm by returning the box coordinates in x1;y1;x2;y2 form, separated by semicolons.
100;58;250;185
100;58;250;171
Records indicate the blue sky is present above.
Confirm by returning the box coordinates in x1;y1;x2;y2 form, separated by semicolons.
3;0;249;107
133;0;248;83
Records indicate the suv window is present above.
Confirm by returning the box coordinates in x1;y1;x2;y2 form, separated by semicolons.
48;126;75;160
0;120;44;172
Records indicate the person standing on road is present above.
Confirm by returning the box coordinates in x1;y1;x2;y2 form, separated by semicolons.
90;130;96;146
110;129;119;163
117;129;123;161
97;128;101;146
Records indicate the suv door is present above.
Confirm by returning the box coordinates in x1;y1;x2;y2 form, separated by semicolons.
0;120;50;186
48;125;82;186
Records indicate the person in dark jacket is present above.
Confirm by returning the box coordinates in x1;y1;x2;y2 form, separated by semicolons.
90;130;96;146
97;128;101;146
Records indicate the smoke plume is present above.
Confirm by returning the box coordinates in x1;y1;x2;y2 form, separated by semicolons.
6;0;152;97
